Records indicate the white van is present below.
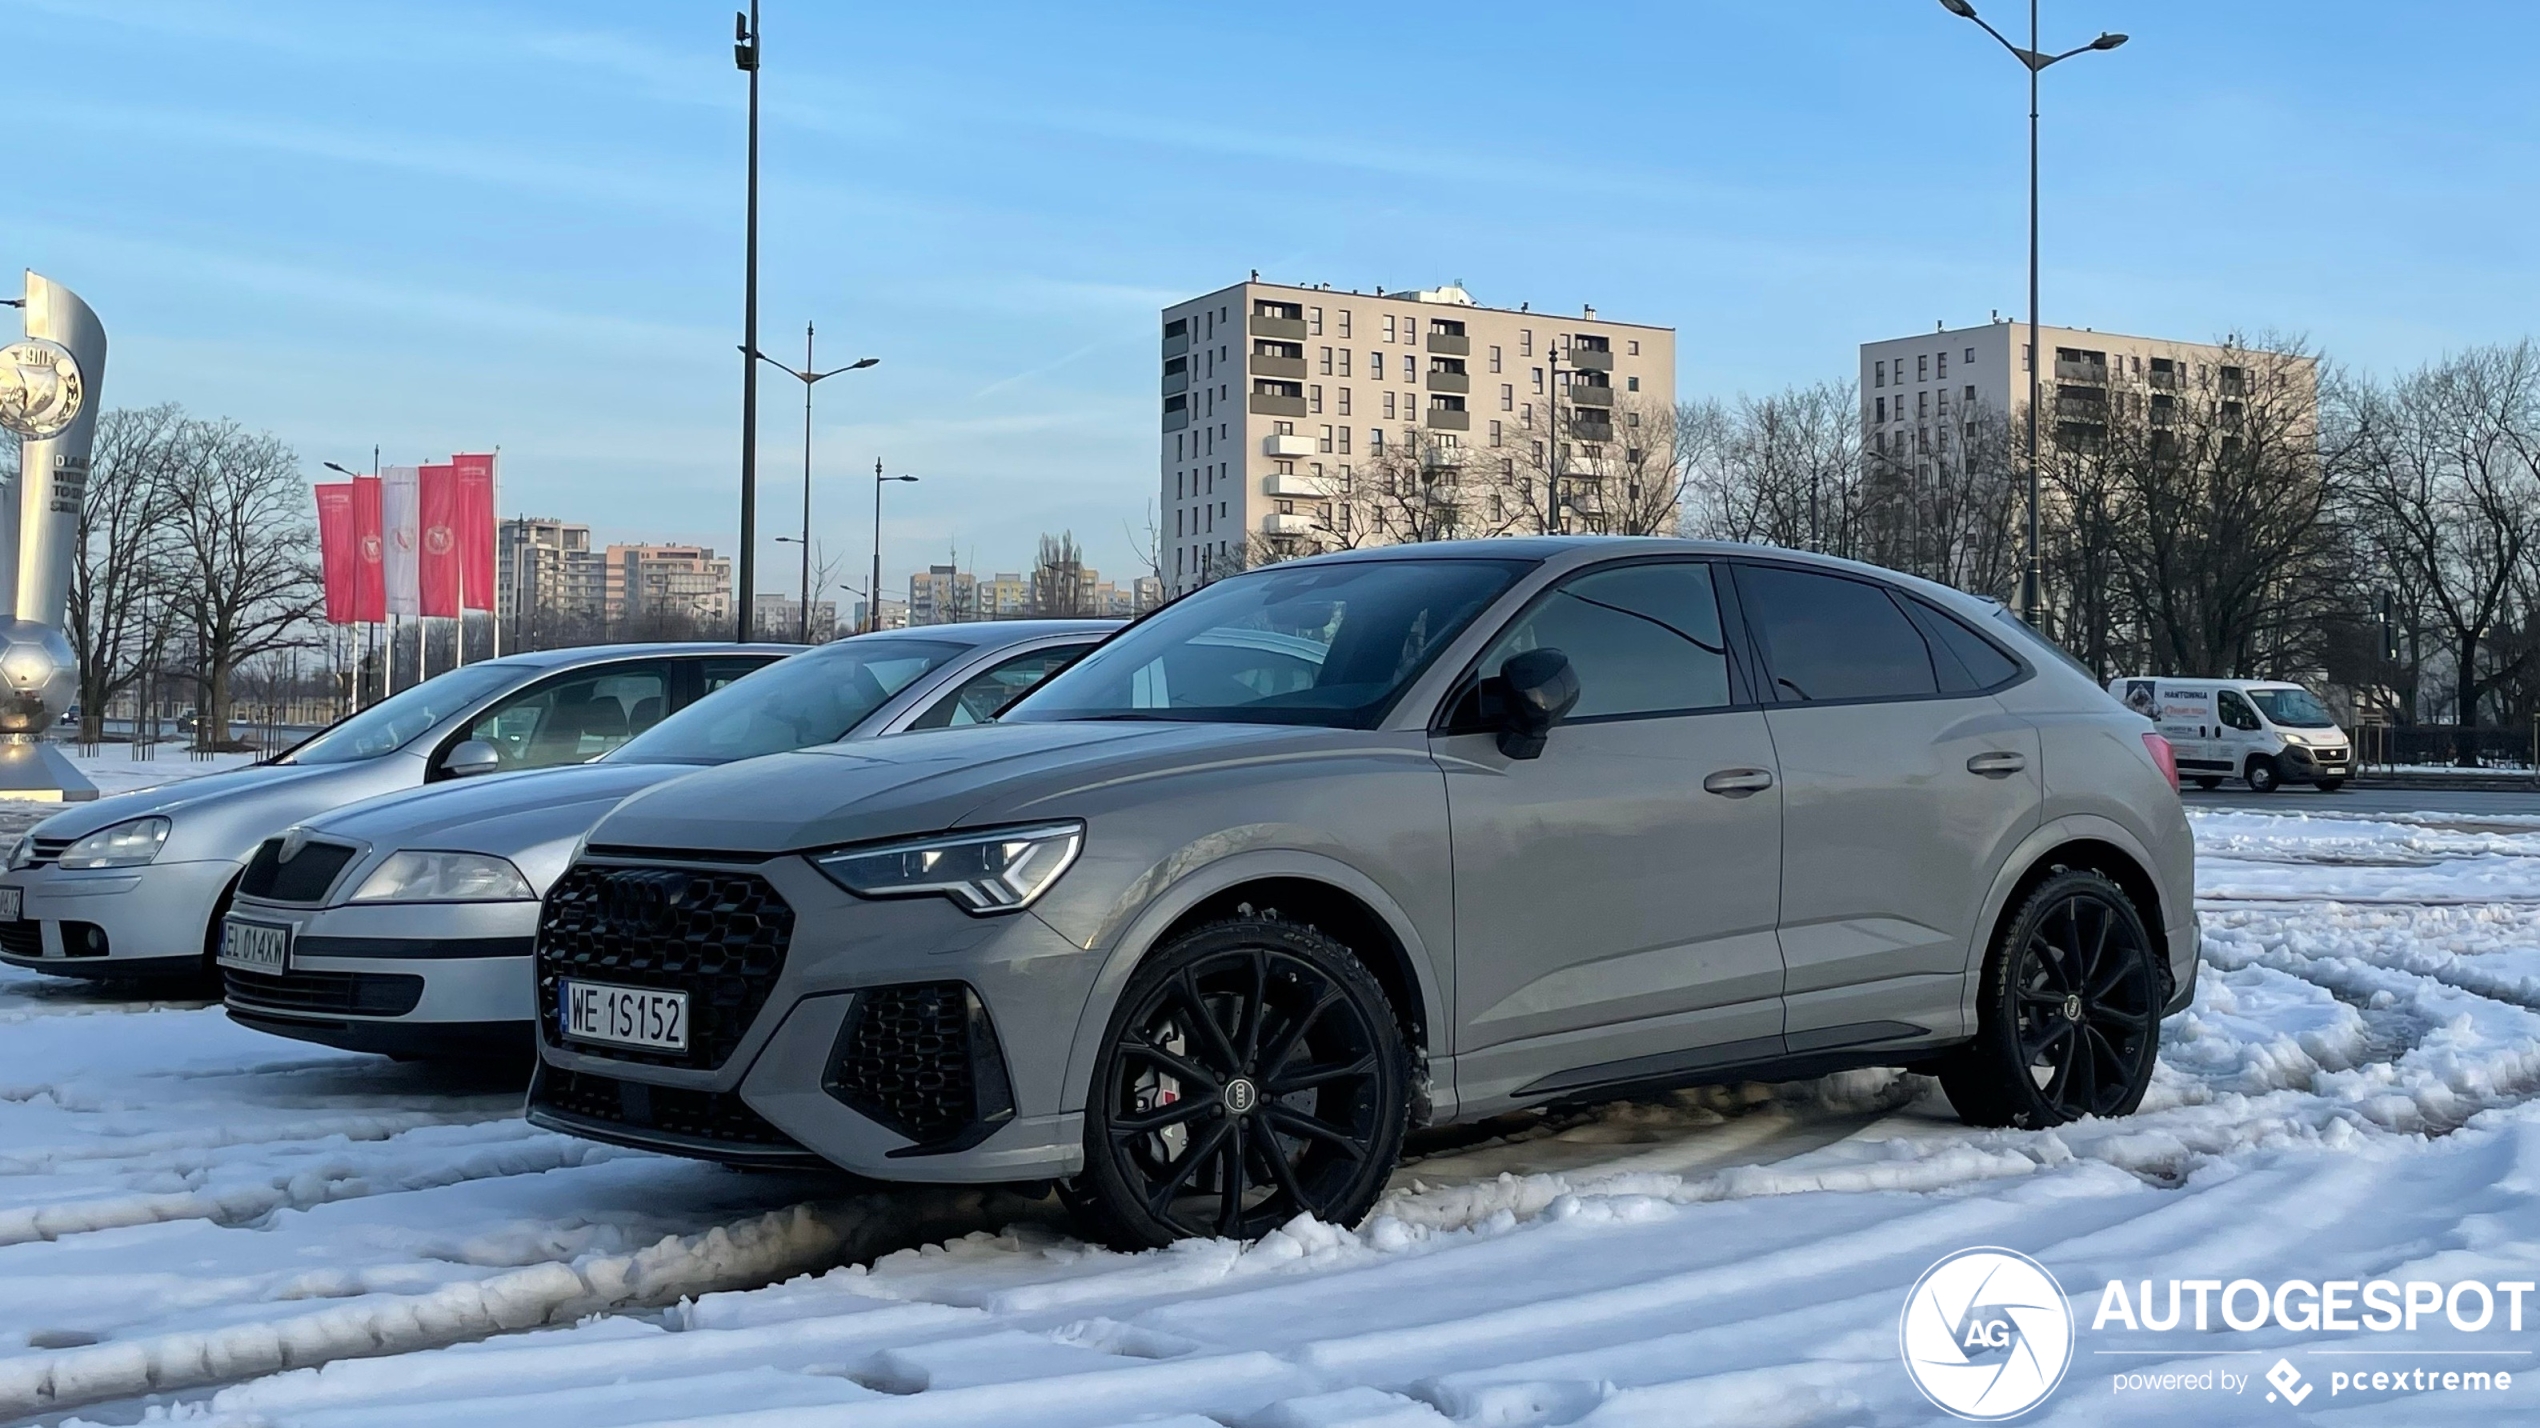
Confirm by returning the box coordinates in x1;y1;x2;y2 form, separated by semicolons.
2108;676;2352;792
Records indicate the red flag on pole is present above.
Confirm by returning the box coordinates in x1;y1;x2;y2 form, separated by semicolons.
352;475;386;623
315;483;357;624
417;462;461;618
451;453;496;612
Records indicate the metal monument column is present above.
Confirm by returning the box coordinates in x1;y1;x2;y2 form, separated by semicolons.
0;271;103;800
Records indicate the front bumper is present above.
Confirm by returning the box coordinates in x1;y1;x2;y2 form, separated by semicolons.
0;858;243;975
2277;742;2352;779
530;853;1098;1184
216;895;538;1058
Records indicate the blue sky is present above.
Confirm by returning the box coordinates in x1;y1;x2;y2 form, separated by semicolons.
12;0;2540;601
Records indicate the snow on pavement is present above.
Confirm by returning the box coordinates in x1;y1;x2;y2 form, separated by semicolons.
3;799;2538;1425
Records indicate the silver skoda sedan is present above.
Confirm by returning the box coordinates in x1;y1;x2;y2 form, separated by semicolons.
0;643;792;982
219;622;1114;1059
530;540;2195;1246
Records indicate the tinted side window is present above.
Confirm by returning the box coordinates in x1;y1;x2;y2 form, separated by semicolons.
465;664;669;771
909;646;1093;729
698;657;776;697
1472;562;1733;720
1737;566;1937;703
1910;598;2023;692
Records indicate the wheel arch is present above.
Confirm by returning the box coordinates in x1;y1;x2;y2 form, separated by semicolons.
1057;850;1448;1128
1962;816;2177;1034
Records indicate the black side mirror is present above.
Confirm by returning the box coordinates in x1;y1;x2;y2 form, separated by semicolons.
1489;648;1580;760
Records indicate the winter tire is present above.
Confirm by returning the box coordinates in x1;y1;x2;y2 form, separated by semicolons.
1939;868;2162;1130
2190;776;2222;791
2245;756;2282;793
1072;916;1409;1248
2315;779;2344;793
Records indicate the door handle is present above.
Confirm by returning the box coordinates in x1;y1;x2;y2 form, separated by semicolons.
1966;751;2028;778
1702;767;1775;797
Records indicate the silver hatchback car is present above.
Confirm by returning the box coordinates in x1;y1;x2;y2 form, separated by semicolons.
530;540;2196;1246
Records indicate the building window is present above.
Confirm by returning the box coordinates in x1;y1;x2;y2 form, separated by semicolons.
1337;310;1351;338
1530;440;1544;464
1917;390;1930;418
1521;402;1534;428
1626;411;1640;428
1319;346;1333;375
1875;360;1886;387
1489;344;1502;373
1383;314;1396;341
1384;391;1397;419
1337;348;1351;377
1489;419;1503;445
1370;351;1385;381
1274;458;1295;474
1500;383;1514;411
1338;387;1351;416
1917;355;1929;381
1319;424;1334;454
1937;351;1948;379
1309;384;1323;413
1531;367;1545;394
1520;329;1534;356
1338;425;1351;454
2022;343;2032;372
1964;384;1975;405
1369;428;1384;454
1626;375;1640;392
1308;306;1323;335
1965;347;1976;365
1628;339;1640;356
1876;396;1886;422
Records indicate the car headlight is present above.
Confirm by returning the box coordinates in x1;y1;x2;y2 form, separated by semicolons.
811;822;1083;914
57;817;171;870
350;850;535;903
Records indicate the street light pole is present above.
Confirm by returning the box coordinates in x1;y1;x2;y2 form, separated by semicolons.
1935;0;2126;627
750;327;877;641
869;463;919;632
734;3;762;642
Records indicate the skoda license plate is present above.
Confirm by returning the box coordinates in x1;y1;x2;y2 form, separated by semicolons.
560;980;688;1053
217;918;290;973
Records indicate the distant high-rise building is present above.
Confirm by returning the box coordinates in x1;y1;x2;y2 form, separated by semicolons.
851;596;909;632
1161;278;1677;596
752;592;839;642
907;564;979;626
604;544;732;628
499;517;606;641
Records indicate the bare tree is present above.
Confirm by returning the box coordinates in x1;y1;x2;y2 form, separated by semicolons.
68;405;187;741
2341;341;2540;757
1030;531;1092;617
1679;382;1864;556
163;418;324;747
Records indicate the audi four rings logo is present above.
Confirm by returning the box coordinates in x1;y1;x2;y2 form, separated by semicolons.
1901;1248;2075;1420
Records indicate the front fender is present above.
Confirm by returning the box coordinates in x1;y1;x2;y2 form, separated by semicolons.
1958;812;2194;1035
1050;846;1455;1130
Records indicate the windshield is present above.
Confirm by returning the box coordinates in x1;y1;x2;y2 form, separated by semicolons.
607;639;970;764
1006;558;1527;728
2248;686;2337;728
278;663;522;765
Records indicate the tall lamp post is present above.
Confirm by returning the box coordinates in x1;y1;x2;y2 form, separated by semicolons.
869;462;918;632
733;3;763;641
751;323;877;641
1934;0;2125;627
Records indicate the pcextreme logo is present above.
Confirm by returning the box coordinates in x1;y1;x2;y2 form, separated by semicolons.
1900;1247;2076;1420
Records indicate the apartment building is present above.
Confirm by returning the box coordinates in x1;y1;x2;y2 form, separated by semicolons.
1859;319;2316;474
603;544;732;626
497;517;606;634
1161;279;1677;597
751;592;839;643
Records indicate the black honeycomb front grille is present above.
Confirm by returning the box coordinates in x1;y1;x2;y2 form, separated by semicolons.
824;981;1014;1152
226;967;425;1016
535;864;793;1070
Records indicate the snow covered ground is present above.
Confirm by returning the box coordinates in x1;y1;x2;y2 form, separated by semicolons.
4;792;2540;1425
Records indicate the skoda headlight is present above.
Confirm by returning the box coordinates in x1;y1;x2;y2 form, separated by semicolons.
351;850;535;903
57;817;171;870
812;822;1083;914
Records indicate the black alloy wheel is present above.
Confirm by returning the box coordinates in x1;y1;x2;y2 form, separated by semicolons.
1073;917;1408;1248
1940;868;2162;1129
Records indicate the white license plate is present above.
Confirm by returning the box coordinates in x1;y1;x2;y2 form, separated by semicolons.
560;980;689;1052
217;918;291;973
0;887;19;922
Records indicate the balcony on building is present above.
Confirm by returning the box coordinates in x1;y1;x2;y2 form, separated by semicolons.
1260;511;1317;536
2054;348;2109;384
2148;358;2182;391
1261;432;1317;458
1161;356;1189;397
2054;384;2108;421
1250;342;1308;381
1249;299;1308;342
1425;360;1470;395
1262;471;1323;498
1567;375;1615;408
1163;393;1190;432
1568;334;1614;372
1424;396;1470;432
1421;443;1466;472
1162;317;1190;359
1249;380;1309;418
1571;412;1615;442
1425;319;1470;357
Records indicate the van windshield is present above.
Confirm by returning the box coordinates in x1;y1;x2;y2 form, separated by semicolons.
2248;687;2336;728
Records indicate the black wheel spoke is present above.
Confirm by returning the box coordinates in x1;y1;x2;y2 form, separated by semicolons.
1267;1050;1377;1096
2027;934;2075;994
2062;1028;2099;1116
2021;1017;2075;1065
1174;968;1245;1075
1251;1123;1313;1214
1236;950;1268;1068
1258;987;1341;1081
1109;1095;1217;1139
1215;1117;1249;1235
1122;1036;1219;1094
1264;1102;1367;1160
1147;1116;1231;1221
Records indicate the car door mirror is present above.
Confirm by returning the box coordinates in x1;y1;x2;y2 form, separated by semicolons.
438;739;503;779
1491;648;1580;760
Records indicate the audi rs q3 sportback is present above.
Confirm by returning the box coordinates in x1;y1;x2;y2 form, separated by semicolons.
219;622;1112;1058
527;539;2195;1247
1;644;792;982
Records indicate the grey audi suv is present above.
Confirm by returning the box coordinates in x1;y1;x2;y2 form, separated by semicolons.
529;539;2195;1247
